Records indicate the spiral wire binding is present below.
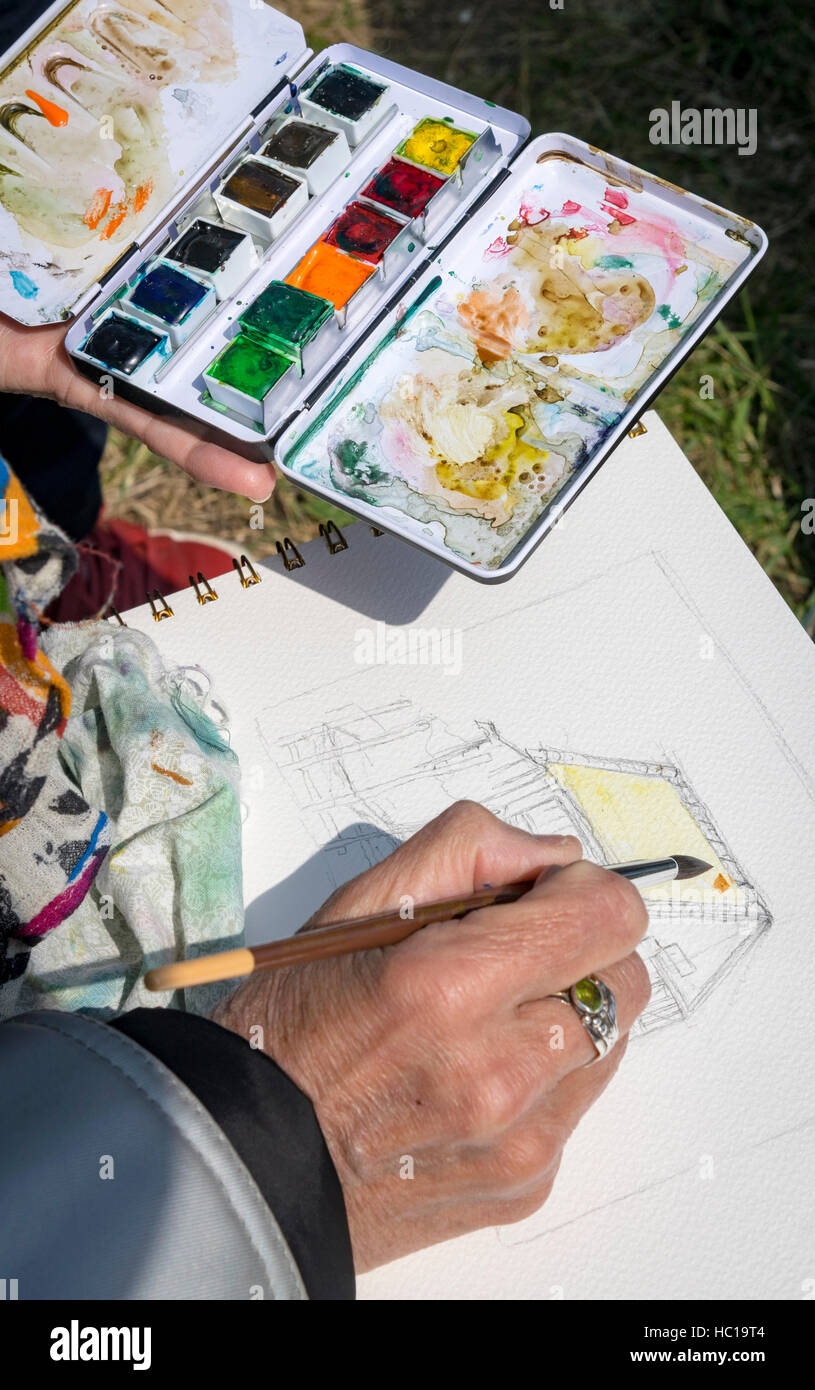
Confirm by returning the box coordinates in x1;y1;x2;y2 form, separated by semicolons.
276;537;305;571
233;554;261;587
147;589;174;621
190;571;218;604
319;520;348;553
109;520;390;620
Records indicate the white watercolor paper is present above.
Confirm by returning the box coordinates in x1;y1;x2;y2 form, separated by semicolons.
125;411;815;1299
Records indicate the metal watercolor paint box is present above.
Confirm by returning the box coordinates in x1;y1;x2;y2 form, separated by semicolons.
0;4;765;583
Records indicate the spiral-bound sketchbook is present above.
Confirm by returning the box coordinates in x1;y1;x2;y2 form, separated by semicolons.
122;411;815;1300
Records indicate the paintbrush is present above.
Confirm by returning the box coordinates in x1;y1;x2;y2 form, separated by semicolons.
144;854;711;993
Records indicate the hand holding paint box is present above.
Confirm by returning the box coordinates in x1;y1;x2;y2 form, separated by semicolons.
2;3;759;582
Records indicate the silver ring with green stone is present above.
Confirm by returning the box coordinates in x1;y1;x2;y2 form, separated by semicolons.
552;975;618;1064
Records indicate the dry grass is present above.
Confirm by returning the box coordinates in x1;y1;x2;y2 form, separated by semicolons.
274;0;373;48
100;431;352;557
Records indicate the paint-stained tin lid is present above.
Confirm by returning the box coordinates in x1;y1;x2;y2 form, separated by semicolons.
0;0;307;325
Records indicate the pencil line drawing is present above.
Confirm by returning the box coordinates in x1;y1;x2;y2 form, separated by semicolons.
650;549;815;807
494;1107;815;1250
260;697;772;1035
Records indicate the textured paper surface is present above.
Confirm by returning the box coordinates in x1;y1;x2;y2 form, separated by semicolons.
125;412;815;1299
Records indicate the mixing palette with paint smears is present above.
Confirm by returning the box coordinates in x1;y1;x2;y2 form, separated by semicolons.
276;133;766;580
0;1;309;325
4;5;765;582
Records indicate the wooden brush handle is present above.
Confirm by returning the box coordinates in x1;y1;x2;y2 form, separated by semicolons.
144;880;534;993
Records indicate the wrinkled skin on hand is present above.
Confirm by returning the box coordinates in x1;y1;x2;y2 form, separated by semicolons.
214;801;650;1272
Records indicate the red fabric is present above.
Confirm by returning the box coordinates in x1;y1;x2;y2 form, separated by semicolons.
49;515;237;622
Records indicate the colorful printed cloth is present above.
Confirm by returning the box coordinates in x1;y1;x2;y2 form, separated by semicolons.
15;622;245;1017
0;458;110;990
1;458;245;1017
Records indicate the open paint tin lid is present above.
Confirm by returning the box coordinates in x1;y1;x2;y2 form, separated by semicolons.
0;0;309;325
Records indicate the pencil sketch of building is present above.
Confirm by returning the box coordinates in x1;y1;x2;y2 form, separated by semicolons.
264;699;771;1035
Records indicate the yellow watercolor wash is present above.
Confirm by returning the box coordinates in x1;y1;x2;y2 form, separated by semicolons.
398;118;477;176
435;410;545;501
567;233;602;267
484;409;545;476
548;763;743;904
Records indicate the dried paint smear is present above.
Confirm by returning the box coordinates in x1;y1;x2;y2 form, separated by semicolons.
285;157;748;569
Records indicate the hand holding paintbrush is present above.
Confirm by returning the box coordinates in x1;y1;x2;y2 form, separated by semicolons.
203;803;678;1272
145;853;708;993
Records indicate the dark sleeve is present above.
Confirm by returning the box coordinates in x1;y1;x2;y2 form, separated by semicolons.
112;1008;355;1301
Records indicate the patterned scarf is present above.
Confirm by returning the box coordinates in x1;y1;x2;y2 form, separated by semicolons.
0;458;110;986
